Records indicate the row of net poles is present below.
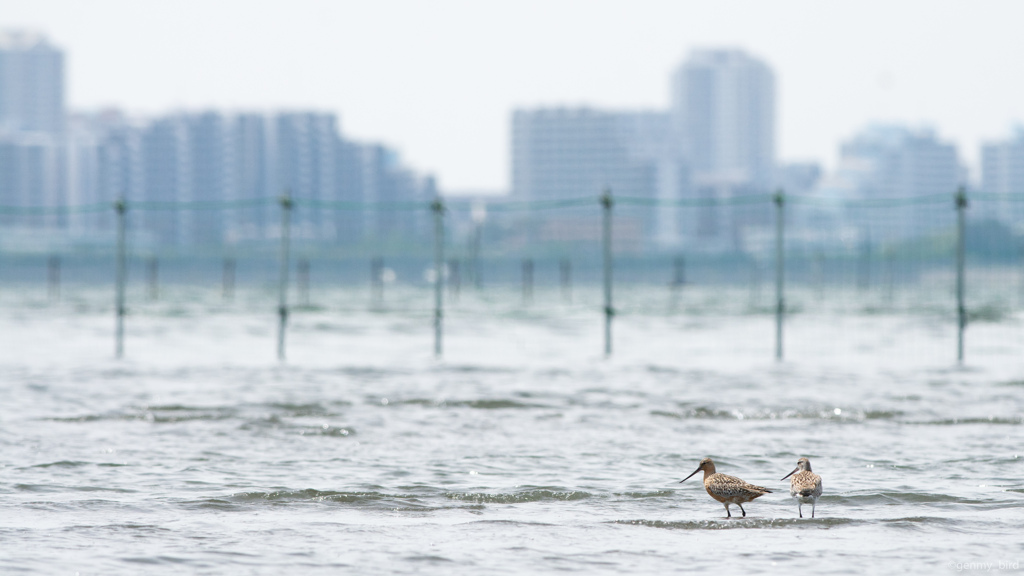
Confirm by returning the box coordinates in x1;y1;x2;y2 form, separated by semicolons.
602;190;614;358
432;198;445;357
774;191;785;361
277;192;293;362
114;198;127;359
955;187;968;364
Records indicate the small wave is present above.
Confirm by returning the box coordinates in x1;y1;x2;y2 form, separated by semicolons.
880;516;962;530
448;399;542;409
261;401;349;417
644;365;683;374
122;555;195;566
616;490;676;499
386;398;542;409
464;519;557;527
63;523;171;534
404;555;454;564
834;492;991;506
651;406;901;421
434;364;519;375
14;483;137;493
329;366;411;379
297;425;355;437
863;410;904;419
650;406;731;419
47;405;237;424
392;398;441;407
908;417;1023;426
230;489;407;503
446;489;592;504
224;488;468;511
180;498;240;511
614;517;861;530
27;460;126;469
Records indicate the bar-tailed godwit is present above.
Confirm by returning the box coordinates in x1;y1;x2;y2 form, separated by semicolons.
781;457;823;518
679;457;772;518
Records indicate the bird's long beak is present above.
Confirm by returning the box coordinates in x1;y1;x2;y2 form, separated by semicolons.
781;467;799;481
680;467;701;483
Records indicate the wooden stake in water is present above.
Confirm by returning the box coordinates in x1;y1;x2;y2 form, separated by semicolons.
522;258;534;304
448;259;460;301
222;257;235;301
432;198;445;357
277;192;293;362
749;260;761;308
1019;247;1024;307
147;257;158;301
470;205;485;290
773;191;785;361
114;198;127;359
857;232;871;291
48;255;60;302
672;255;686;289
560;258;572;303
885;251;895;305
955;187;968;364
812;251;824;302
371;257;384;306
670;255;686;310
601;190;614;357
298;258;310;307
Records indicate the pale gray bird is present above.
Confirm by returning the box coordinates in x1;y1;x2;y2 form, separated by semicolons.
781;457;823;518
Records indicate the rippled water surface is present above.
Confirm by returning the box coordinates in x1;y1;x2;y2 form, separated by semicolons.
1;285;1023;574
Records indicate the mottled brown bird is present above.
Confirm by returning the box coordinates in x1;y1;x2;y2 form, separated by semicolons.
680;457;772;518
781;457;823;518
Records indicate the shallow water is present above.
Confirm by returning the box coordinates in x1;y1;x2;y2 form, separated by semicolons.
1;285;1022;574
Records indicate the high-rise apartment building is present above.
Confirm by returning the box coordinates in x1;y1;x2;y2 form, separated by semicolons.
511;49;776;251
0;30;67;231
838;126;960;199
274;113;339;240
0;133;64;229
512;108;656;202
671;49;775;191
981;128;1024;226
510;108;671;249
0;30;64;135
824;125;962;238
0;31;435;247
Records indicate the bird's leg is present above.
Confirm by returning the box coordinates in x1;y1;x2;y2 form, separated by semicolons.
724;504;731;518
738;504;746;518
798;503;803;519
811;502;815;519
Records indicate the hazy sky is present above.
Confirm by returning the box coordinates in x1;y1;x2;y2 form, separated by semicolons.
6;0;1024;192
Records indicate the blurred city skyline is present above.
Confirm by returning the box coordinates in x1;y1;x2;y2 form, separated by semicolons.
6;0;1024;192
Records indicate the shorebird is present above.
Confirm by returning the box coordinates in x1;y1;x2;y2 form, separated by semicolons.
781;457;823;518
679;457;772;518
